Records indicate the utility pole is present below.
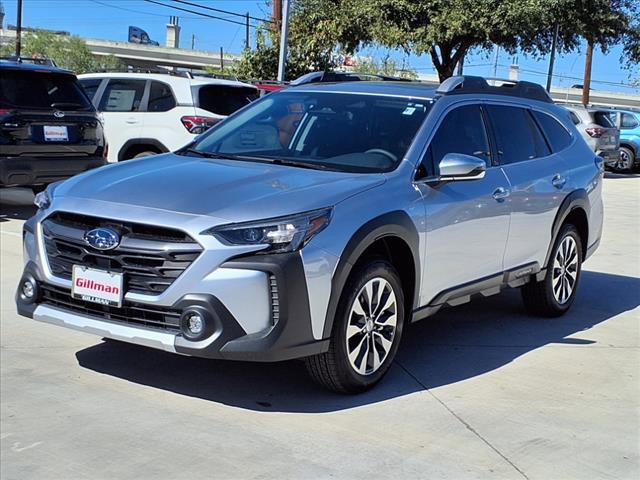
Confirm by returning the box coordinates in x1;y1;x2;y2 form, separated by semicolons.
15;0;23;57
245;12;249;50
191;34;195;50
220;47;224;70
276;0;290;82
491;45;500;79
272;0;282;33
582;39;593;106
546;24;559;92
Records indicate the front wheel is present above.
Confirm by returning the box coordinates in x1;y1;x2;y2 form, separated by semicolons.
305;259;405;393
521;224;582;317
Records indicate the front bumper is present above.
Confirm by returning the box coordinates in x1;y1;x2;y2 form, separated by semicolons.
0;155;106;187
17;253;329;363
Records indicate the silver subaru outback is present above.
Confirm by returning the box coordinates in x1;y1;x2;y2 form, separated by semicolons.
17;76;604;393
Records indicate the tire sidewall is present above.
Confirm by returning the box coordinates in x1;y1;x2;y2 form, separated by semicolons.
544;225;582;312
332;260;405;389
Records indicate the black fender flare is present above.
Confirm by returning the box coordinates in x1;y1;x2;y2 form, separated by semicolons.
542;189;590;271
322;211;421;339
118;138;169;161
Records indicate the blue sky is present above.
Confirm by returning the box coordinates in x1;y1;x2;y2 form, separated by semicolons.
2;0;638;93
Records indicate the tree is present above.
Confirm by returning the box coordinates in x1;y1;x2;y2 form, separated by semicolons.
0;30;122;74
351;55;417;79
358;0;639;82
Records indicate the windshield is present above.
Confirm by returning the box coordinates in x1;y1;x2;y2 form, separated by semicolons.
0;69;93;111
187;91;432;173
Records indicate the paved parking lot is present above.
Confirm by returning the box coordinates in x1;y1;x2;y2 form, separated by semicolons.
1;175;639;480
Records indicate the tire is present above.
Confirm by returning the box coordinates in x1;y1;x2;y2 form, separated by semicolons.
521;224;582;317
611;146;635;173
305;258;405;394
132;150;158;159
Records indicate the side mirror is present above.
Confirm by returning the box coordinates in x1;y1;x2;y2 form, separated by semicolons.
438;153;486;181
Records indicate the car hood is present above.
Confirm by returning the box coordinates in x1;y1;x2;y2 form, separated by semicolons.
54;153;385;221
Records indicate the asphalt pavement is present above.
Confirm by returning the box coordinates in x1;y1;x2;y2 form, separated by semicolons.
1;175;639;480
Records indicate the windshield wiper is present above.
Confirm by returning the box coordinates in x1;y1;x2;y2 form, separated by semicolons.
50;102;86;109
271;158;329;171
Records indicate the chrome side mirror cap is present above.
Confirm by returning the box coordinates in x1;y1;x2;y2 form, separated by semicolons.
439;153;486;181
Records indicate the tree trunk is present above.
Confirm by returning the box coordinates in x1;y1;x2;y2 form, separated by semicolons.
430;43;468;82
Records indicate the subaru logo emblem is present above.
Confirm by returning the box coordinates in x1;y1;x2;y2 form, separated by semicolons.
84;228;120;251
53;110;65;118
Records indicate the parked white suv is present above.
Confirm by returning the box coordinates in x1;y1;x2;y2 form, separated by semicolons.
78;72;259;162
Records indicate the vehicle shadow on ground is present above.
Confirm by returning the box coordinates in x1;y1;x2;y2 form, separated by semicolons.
604;172;640;179
0;188;36;222
76;270;639;413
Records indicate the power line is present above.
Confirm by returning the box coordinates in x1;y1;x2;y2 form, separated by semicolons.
142;0;259;28
170;0;273;24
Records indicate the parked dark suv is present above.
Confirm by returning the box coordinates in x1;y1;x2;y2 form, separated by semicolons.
0;59;106;192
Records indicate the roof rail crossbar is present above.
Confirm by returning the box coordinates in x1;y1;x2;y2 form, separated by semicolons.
436;75;553;103
93;67;192;78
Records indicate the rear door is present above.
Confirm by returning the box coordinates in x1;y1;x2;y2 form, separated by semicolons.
97;78;147;162
194;84;259;119
486;103;571;270
0;68;101;158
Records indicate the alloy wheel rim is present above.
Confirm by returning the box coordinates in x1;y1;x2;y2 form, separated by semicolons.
552;236;579;305
345;277;397;376
619;150;633;170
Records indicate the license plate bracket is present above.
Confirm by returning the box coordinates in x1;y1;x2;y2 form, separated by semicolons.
72;265;124;307
43;125;69;142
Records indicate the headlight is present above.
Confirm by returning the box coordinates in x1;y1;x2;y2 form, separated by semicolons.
33;190;51;210
206;208;332;254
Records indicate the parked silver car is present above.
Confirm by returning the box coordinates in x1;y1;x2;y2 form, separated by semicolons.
565;105;620;169
17;76;604;393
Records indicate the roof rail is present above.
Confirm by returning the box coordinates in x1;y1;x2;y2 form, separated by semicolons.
436;75;553;103
93;67;192;78
0;55;58;67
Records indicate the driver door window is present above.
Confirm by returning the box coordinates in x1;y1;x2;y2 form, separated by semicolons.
422;104;490;177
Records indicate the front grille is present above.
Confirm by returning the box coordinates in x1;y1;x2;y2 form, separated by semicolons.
42;212;202;295
41;283;181;332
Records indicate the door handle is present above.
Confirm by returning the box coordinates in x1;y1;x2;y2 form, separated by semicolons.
125;119;139;125
552;174;566;189
492;187;510;202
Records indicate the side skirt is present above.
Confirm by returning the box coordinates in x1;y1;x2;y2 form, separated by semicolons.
411;262;541;323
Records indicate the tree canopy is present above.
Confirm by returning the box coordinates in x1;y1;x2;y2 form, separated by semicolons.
237;0;639;84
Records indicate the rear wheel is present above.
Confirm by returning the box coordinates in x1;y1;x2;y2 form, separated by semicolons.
611;146;635;173
305;259;405;393
521;224;582;317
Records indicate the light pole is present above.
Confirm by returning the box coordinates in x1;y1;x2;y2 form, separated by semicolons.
277;0;291;82
16;0;23;57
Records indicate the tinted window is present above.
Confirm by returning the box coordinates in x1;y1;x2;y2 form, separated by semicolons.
486;105;537;164
197;85;259;116
531;110;572;152
78;78;102;103
621;113;639;129
569;111;581;125
427;105;490;174
99;79;146;112
148;81;176;112
593;111;615;128
189;92;431;173
0;69;92;110
527;111;552;157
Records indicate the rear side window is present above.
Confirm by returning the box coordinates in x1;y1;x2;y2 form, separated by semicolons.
99;79;146;112
79;78;102;103
426;104;490;174
531;110;572;152
197;85;259;116
148;81;176;112
0;69;92;110
593;111;615;128
621;113;639;129
486;105;537;164
569;111;581;125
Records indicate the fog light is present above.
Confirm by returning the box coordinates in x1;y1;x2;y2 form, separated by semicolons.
22;280;35;299
186;312;204;335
